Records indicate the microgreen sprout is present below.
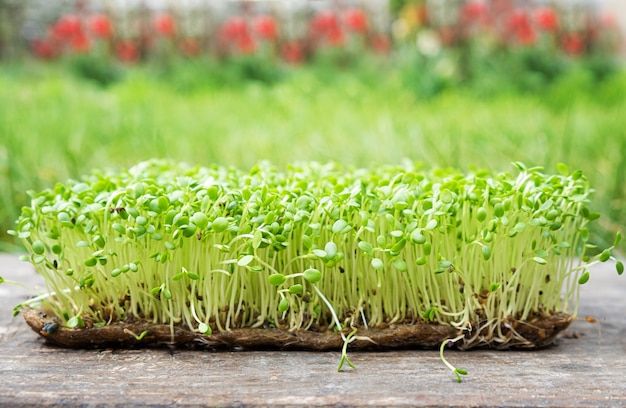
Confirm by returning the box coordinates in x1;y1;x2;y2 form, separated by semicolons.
440;336;468;383
338;327;358;372
123;329;151;341
10;159;621;380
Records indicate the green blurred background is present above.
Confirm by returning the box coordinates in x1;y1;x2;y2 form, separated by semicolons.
0;0;625;254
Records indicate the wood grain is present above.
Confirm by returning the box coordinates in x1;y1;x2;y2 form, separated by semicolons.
1;254;625;407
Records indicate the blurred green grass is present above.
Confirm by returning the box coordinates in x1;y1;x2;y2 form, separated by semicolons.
1;61;624;253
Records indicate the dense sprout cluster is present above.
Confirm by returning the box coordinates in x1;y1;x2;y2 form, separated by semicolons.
10;160;620;349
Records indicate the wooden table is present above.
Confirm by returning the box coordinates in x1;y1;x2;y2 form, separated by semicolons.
1;254;625;407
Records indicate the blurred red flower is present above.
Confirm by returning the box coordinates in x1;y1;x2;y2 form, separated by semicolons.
71;33;90;52
327;26;344;46
561;33;585;55
52;14;82;42
154;13;176;37
116;40;139;62
343;8;368;33
32;38;58;59
507;9;530;32
534;7;558;32
369;33;391;54
87;14;113;39
599;13;618;29
253;15;278;41
507;9;536;45
281;41;304;64
311;11;340;36
517;25;536;45
462;1;487;21
237;33;256;54
221;17;249;41
310;11;345;46
179;38;200;57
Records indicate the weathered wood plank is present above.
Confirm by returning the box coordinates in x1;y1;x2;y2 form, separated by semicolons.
1;254;625;407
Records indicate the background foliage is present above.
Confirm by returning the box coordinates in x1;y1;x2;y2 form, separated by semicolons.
0;0;624;254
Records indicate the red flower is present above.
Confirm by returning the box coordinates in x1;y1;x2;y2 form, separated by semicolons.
310;11;345;46
327;26;344;46
462;1;487;21
154;13;176;37
71;33;90;52
507;9;530;32
343;8;368;33
115;40;139;62
561;33;585;55
311;11;340;36
369;33;391;54
599;13;618;29
237;33;256;54
534;7;558;32
280;41;304;64
517;25;536;45
178;38;200;57
253;15;278;41
87;14;113;39
506;9;536;45
221;17;249;41
52;14;82;42
31;38;58;59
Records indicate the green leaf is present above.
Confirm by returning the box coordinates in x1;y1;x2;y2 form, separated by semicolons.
393;258;407;272
533;257;547;265
578;271;590;285
556;163;570;176
410;230;426;244
191;212;209;229
331;219;350;234
289;284;303;294
613;231;622;247
198;323;211;335
32;240;45;255
425;219;438;230
84;257;97;267
238;254;254;266
268;273;287;287
324;242;338;259
252;230;263;249
416;256;427;266
422;306;436;321
482;246;491;261
616;261;624;275
278;298;289;313
371;258;384;270
476;208;487;222
357;241;373;256
303;268;321;283
212;217;228;232
67;315;85;328
494;203;504;217
599;249;611;263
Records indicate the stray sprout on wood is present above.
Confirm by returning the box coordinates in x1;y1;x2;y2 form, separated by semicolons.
6;159;622;382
